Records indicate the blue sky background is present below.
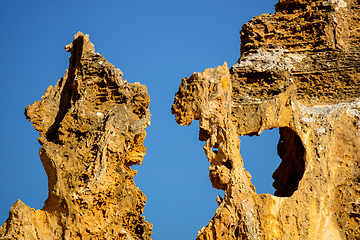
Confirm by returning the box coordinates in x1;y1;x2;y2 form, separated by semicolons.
0;1;279;239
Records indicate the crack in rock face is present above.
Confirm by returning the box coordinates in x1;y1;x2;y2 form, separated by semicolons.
172;0;360;239
0;32;152;240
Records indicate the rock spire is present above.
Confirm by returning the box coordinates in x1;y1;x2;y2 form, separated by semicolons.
0;32;152;240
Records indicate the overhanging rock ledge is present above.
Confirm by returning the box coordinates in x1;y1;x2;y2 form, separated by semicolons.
172;0;360;239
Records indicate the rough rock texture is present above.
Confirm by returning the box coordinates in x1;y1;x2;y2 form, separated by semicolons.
0;32;152;240
172;0;360;239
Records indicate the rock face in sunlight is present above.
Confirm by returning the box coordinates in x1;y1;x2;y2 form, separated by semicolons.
0;32;152;240
172;0;360;239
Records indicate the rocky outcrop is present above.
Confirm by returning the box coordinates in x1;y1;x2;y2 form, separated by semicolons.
0;32;152;240
172;0;360;239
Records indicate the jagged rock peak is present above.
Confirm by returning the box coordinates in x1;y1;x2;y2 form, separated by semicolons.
0;32;152;240
173;0;360;239
65;32;95;55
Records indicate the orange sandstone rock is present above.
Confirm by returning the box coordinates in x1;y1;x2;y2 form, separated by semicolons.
0;32;152;240
172;0;360;239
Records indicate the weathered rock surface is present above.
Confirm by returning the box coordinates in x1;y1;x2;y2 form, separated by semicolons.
0;32;152;240
172;0;360;239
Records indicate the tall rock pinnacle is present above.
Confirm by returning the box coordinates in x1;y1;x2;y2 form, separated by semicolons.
0;32;152;240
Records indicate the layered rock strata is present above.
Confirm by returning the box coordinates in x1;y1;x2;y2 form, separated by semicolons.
172;0;360;239
0;32;152;240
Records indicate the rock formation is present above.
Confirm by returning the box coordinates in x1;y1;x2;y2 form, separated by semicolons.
0;32;152;240
172;0;360;239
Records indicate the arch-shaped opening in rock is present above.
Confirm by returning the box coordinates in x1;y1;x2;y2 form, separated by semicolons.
240;129;281;195
240;127;305;197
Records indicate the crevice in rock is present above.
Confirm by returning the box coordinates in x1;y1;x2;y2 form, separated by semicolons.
199;128;210;142
46;36;86;143
222;159;233;170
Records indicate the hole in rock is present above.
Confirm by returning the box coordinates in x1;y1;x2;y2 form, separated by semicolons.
240;127;305;197
212;147;219;154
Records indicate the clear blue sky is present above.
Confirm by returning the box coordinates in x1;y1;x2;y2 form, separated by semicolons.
0;1;278;239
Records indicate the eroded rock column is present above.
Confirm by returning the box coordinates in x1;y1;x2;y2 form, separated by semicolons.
0;32;152;240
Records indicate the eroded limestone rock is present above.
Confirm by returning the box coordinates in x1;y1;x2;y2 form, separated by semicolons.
0;32;152;240
172;0;360;239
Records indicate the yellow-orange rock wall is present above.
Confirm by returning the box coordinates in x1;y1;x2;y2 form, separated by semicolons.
172;0;360;239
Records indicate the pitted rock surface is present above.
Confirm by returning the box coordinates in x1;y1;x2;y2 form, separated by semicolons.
0;32;152;240
172;0;360;239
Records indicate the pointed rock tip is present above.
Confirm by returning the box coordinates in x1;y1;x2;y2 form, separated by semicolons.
65;31;95;55
10;199;27;211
